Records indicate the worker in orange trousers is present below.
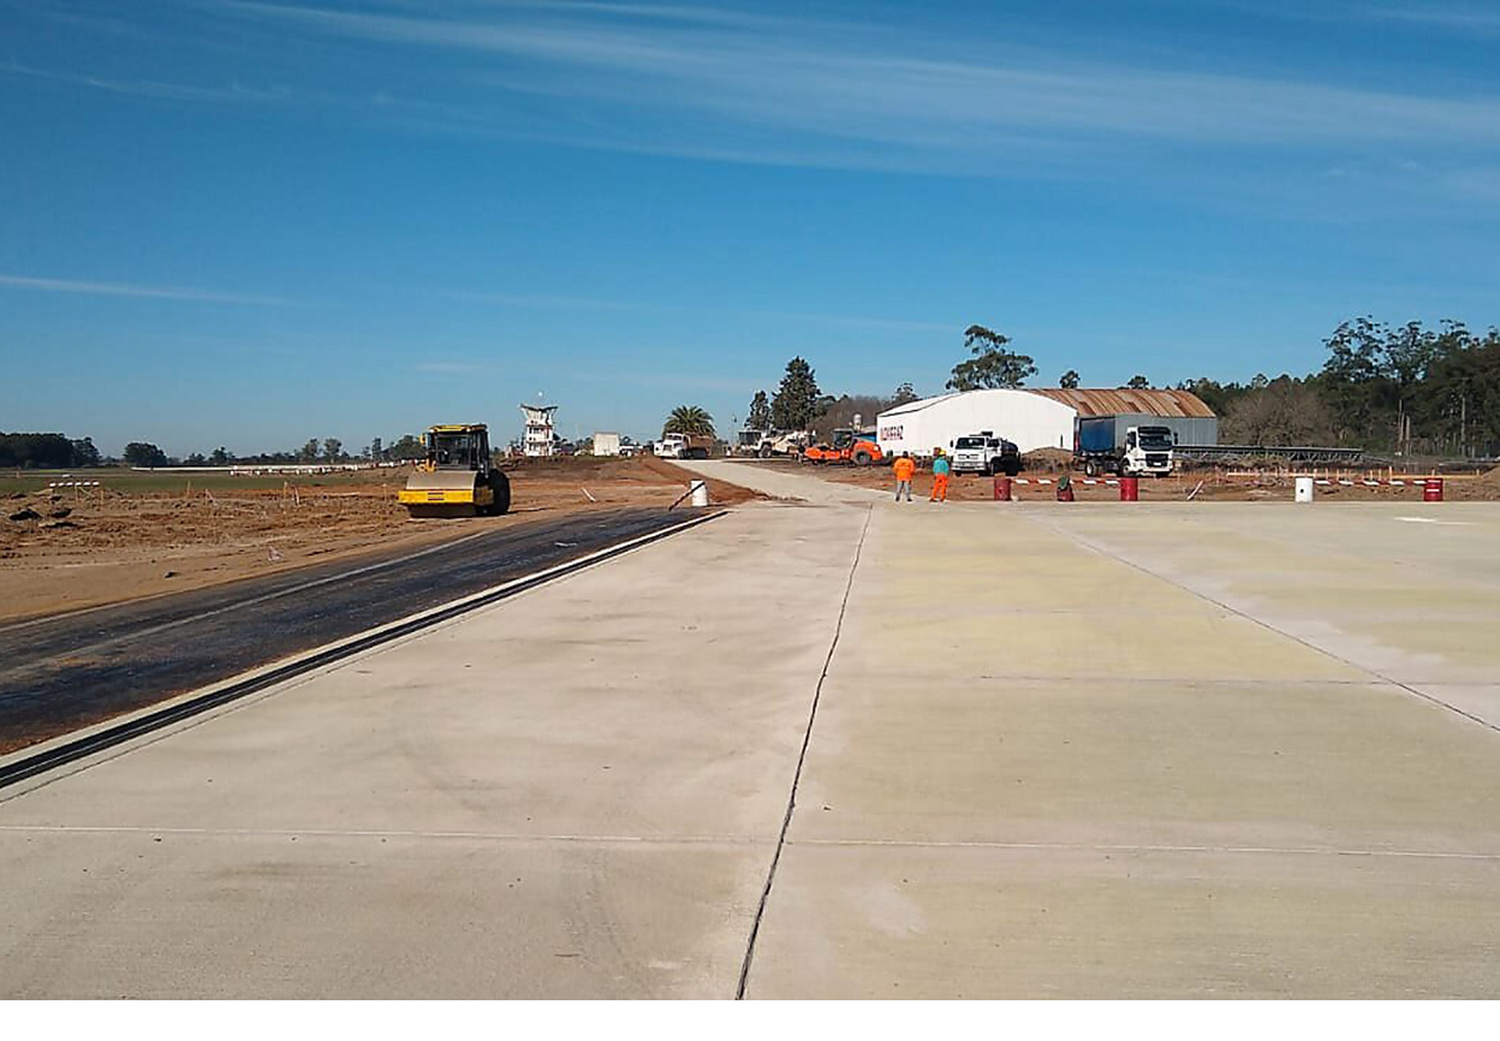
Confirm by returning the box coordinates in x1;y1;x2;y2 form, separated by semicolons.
892;451;916;501
930;448;951;502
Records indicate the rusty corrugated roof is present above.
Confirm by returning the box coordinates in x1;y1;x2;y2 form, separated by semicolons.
1026;388;1216;418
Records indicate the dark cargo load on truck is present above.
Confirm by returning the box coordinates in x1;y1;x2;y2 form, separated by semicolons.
1076;414;1218;452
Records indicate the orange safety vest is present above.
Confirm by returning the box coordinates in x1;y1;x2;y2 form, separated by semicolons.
893;457;916;481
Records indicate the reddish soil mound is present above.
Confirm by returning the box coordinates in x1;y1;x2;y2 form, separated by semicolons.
1023;448;1073;473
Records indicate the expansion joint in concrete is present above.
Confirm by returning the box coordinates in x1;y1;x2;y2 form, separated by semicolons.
735;504;872;999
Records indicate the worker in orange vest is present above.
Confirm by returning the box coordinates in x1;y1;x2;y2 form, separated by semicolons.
892;451;916;501
930;448;951;502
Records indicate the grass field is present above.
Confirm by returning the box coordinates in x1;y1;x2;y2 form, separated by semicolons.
0;467;404;496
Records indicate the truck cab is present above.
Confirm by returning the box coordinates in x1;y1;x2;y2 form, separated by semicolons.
1076;416;1179;477
1124;425;1175;476
949;431;1021;476
734;429;768;456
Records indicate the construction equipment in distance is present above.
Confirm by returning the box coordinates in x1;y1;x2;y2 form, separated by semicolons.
736;429;811;458
801;428;885;466
399;424;512;518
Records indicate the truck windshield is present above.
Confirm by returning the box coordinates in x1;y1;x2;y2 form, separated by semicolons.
1138;429;1174;450
954;437;987;449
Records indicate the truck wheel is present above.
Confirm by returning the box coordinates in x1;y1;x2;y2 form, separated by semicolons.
1005;460;1020;477
759;444;772;459
853;451;871;466
1084;460;1097;477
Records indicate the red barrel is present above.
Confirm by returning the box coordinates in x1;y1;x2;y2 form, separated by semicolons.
993;476;1012;501
1423;478;1444;502
1119;476;1139;502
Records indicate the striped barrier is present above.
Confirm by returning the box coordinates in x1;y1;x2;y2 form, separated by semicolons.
48;481;101;488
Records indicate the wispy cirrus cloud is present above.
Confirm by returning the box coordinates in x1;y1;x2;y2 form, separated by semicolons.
1352;2;1500;31
17;1;1500;208
443;289;950;332
219;0;1500;157
0;273;283;305
1;59;295;105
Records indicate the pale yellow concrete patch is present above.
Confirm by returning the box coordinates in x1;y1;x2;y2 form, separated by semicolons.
750;844;1500;998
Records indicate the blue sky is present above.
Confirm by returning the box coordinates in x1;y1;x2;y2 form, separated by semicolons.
3;0;1499;455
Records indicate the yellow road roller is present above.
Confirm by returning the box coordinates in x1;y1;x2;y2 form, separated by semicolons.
398;424;512;518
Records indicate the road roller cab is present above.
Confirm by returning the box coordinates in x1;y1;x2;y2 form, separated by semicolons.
398;424;512;518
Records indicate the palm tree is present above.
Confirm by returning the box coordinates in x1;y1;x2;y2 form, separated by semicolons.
663;405;715;437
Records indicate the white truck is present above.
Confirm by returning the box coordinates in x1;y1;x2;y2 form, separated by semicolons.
949;431;1022;476
652;433;713;460
1076;416;1177;477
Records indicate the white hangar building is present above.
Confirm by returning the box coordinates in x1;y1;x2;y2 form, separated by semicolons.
875;389;1075;457
875;387;1215;458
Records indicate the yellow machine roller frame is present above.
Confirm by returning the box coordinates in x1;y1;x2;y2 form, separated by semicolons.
399;424;512;518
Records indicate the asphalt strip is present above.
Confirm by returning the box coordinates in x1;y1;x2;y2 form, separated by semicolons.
0;509;727;795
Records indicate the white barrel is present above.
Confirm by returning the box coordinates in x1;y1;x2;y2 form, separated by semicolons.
1294;476;1314;503
690;480;708;507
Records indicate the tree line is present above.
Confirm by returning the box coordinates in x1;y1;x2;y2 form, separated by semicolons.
0;433;101;469
707;316;1500;457
0;433;445;470
1174;319;1500;455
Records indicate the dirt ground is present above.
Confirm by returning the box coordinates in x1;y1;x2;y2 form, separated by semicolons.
780;456;1500;504
0;456;758;624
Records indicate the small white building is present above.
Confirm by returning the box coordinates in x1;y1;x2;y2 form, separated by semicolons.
520;403;559;458
876;389;1075;458
592;431;621;457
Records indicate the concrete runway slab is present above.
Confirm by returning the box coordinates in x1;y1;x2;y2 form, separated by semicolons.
0;829;764;999
682;465;1500;998
0;503;862;998
747;842;1500;999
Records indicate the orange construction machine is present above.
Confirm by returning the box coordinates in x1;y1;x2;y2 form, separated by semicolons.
800;428;885;466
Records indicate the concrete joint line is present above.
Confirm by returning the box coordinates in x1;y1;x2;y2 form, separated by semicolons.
736;505;872;1000
1018;512;1500;739
0;824;766;846
790;837;1500;861
0;510;728;797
